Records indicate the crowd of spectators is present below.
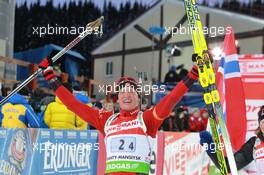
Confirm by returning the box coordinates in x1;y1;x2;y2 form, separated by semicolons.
160;106;209;132
0;83;93;130
0;79;209;133
161;64;209;132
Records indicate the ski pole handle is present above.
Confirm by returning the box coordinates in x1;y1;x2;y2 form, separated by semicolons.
0;16;104;105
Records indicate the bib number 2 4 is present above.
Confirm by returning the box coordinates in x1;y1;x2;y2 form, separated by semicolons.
111;137;136;152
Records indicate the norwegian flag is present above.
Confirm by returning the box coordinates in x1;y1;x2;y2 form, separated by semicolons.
216;26;247;152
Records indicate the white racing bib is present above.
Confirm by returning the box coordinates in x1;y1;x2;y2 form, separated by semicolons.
110;136;136;152
255;138;264;174
104;112;151;174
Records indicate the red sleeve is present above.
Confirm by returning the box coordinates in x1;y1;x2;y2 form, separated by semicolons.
143;69;198;137
143;108;164;137
154;81;190;119
55;85;112;133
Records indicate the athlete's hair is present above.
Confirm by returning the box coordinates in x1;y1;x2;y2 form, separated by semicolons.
258;105;264;123
255;128;264;142
255;105;264;142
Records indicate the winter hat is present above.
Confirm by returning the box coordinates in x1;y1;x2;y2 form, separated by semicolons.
258;105;264;123
115;76;140;95
170;65;177;72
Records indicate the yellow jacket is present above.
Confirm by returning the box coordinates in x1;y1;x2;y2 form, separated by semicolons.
0;94;40;128
44;96;87;130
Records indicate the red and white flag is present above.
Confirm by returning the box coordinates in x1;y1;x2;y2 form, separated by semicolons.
216;26;247;152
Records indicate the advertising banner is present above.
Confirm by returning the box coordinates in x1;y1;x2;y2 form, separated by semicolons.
0;128;33;175
30;129;99;175
239;54;264;174
0;129;99;175
0;128;7;157
163;132;209;175
239;55;264;138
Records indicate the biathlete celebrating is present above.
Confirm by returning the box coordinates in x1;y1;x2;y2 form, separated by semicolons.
38;57;198;175
200;105;264;174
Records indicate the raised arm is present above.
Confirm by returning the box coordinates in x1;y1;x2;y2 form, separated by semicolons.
38;58;111;131
153;66;198;119
143;66;198;137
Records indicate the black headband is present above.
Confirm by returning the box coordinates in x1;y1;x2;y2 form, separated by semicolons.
116;81;140;97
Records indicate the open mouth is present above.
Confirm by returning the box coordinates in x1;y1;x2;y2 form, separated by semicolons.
122;98;132;104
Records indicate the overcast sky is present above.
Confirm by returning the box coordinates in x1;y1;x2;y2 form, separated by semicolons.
16;0;156;9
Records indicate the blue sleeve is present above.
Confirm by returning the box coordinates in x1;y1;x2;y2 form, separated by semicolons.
25;105;41;128
37;111;48;128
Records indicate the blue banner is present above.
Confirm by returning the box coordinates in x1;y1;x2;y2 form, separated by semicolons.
0;129;99;175
30;129;98;175
0;128;33;175
0;128;7;158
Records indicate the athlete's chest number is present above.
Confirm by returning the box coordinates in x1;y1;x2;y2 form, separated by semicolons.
110;137;136;152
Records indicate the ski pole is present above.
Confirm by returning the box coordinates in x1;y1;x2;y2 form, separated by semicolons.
0;16;104;105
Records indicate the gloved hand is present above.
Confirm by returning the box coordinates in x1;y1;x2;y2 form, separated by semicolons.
199;130;215;154
38;57;57;81
192;52;213;63
182;65;199;88
192;53;198;62
187;65;199;80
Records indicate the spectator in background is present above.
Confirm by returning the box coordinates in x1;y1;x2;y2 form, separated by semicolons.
43;83;87;130
177;64;189;81
160;113;174;131
140;98;149;111
0;83;40;128
30;87;55;113
94;101;103;110
90;100;103;130
101;98;114;112
164;65;181;83
39;95;55;112
200;108;209;130
101;86;115;112
73;86;91;130
188;109;204;132
30;88;55;128
175;106;189;131
1;87;11;97
0;89;2;102
0;83;2;100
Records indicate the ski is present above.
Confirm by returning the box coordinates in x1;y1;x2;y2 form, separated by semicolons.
183;0;238;175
